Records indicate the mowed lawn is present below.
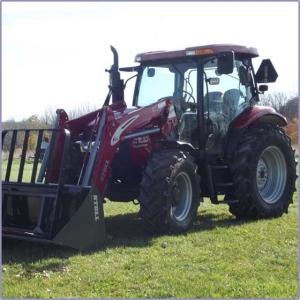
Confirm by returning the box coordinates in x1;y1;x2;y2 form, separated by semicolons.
1;160;299;298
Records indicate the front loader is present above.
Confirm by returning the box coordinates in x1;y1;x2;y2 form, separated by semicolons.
2;44;297;251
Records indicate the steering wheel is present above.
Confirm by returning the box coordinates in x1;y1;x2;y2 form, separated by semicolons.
183;90;196;103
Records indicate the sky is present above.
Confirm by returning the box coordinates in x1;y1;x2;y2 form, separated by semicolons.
2;1;299;121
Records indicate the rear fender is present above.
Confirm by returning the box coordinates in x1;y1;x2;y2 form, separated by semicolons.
224;106;287;158
232;106;287;129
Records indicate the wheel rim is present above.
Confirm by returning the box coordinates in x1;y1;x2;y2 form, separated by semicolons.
256;146;287;204
171;172;193;221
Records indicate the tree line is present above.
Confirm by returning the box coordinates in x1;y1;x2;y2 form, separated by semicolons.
259;92;298;146
2;102;97;153
2;93;298;151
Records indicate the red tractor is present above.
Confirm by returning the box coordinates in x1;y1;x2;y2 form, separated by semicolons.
2;44;297;251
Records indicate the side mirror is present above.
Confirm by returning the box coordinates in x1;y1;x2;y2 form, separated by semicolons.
217;51;234;74
147;68;155;77
259;84;268;94
255;59;278;83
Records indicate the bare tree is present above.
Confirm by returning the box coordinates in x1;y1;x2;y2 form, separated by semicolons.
2;119;18;131
67;101;98;120
260;93;299;146
38;102;98;125
39;106;58;128
280;97;298;122
259;91;289;113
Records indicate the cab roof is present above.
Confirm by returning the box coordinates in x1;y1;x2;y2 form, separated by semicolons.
135;44;259;62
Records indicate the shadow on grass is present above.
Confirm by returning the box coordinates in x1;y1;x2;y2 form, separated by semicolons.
192;209;245;231
2;207;255;268
1;212;151;265
2;237;79;263
104;212;153;248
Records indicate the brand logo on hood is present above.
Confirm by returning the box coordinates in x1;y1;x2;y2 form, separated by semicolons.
110;115;139;146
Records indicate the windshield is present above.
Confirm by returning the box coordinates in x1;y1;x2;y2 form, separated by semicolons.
135;61;198;107
135;58;254;114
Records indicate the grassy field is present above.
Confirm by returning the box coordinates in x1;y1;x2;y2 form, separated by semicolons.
1;159;299;298
1;157;42;182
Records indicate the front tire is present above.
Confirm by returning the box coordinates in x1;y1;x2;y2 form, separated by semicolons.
138;149;201;234
229;124;297;219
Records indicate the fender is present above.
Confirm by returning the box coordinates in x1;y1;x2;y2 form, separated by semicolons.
224;106;287;158
154;140;199;164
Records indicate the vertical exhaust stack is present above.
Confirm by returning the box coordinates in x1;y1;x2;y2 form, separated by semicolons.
105;46;124;104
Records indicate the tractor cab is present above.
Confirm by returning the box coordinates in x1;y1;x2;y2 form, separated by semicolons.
132;45;278;154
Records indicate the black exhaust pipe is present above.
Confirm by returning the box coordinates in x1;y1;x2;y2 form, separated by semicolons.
104;45;124;105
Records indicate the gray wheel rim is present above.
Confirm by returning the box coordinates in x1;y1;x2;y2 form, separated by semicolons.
172;172;193;221
256;146;287;204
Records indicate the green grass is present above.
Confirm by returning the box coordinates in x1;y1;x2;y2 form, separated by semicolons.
2;191;298;298
1;158;298;298
2;158;41;182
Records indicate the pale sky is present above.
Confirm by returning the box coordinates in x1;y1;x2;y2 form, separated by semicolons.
2;1;299;121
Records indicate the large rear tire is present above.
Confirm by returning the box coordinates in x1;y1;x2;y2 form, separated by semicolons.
138;149;201;234
229;124;297;219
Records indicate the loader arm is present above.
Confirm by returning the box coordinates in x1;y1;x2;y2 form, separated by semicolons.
88;98;177;193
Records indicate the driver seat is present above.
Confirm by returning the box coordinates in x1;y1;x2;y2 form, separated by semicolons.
222;89;241;120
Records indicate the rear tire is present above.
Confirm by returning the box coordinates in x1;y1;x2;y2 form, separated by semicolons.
138;149;201;234
229;124;297;219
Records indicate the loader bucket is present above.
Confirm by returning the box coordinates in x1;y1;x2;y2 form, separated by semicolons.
2;184;106;251
2;128;107;251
